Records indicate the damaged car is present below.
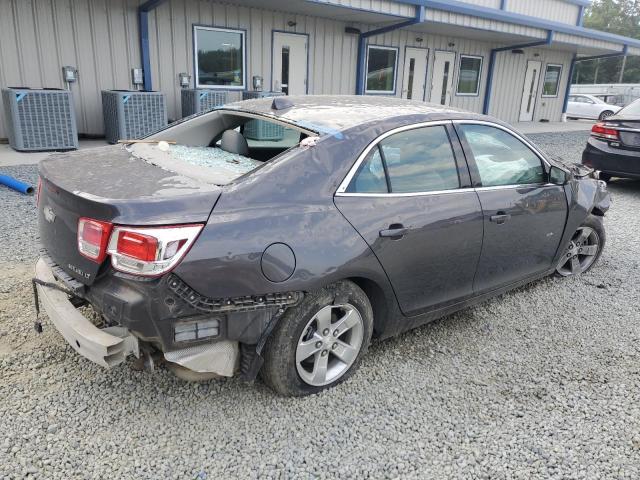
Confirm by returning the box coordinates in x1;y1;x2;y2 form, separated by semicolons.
34;96;611;396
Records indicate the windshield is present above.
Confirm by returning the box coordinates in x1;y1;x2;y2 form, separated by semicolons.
615;98;640;117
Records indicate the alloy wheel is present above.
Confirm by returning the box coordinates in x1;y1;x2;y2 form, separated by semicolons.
556;226;600;276
599;110;613;120
295;304;364;387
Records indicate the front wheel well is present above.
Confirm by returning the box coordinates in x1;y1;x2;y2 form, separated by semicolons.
591;206;606;216
346;277;389;338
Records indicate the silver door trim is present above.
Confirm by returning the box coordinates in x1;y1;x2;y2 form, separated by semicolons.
337;187;476;198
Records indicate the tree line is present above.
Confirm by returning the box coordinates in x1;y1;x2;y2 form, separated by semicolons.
574;0;640;84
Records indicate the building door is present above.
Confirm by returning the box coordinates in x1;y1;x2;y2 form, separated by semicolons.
430;51;456;105
401;47;428;101
272;32;308;95
519;60;542;122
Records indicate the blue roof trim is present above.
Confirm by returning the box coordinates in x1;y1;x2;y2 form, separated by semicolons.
564;0;591;6
395;0;640;49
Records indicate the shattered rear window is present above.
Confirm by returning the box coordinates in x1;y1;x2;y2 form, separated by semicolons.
168;145;262;175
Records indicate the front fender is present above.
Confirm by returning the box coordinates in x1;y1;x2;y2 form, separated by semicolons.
553;176;610;266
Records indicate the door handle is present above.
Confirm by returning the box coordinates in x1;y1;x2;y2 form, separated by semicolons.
490;212;511;225
379;224;408;238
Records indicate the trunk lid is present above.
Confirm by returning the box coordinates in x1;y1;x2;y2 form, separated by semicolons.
38;144;230;285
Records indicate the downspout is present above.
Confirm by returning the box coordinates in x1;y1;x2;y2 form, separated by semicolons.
562;45;629;120
482;30;553;115
138;0;169;91
355;6;426;95
576;5;584;26
561;53;577;121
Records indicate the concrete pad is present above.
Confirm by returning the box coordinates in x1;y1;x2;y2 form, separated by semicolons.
0;139;109;167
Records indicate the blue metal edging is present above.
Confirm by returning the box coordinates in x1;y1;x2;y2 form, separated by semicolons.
139;0;169;91
483;30;553;115
355;6;425;95
576;5;585;26
562;53;577;114
396;0;640;50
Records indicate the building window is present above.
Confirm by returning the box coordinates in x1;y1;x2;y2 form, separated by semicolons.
542;64;562;97
365;46;398;94
194;26;246;89
456;55;483;96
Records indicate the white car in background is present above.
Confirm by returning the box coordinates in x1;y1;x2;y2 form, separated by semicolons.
567;94;622;121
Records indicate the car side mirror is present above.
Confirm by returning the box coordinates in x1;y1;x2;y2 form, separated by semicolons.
549;165;569;185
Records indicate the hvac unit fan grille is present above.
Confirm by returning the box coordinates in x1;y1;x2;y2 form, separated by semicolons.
2;88;78;151
181;90;228;118
241;91;286;140
101;90;167;144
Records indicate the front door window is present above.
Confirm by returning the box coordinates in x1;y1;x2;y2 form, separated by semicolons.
458;124;544;186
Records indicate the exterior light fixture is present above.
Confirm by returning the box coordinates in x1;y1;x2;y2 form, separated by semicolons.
287;20;297;27
416;37;424;43
179;73;191;88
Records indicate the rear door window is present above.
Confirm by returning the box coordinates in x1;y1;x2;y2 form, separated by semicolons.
347;125;460;194
458;124;544;187
345;147;388;193
382;126;459;193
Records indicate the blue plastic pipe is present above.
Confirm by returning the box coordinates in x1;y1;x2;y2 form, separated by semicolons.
0;174;34;195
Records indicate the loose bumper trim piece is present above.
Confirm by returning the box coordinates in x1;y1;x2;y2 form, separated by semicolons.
167;274;303;313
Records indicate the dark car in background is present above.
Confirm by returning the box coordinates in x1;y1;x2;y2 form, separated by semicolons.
34;96;610;396
583;98;640;181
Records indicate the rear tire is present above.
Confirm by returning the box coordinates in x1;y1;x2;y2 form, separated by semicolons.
599;110;614;120
261;280;373;396
555;214;605;277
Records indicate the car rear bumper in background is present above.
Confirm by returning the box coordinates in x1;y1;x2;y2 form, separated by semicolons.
34;257;140;367
583;138;640;179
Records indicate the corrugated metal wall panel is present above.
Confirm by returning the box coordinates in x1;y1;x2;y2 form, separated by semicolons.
628;46;640;56
0;0;580;138
0;0;141;138
489;48;573;123
315;0;414;18
427;9;547;40
146;0;361;121
507;0;579;26
554;32;622;53
364;26;498;115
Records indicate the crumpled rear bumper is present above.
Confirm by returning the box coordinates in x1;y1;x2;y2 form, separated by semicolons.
34;257;139;368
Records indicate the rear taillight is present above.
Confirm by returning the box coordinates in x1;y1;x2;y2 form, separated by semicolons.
78;218;113;263
107;224;203;276
116;231;158;262
591;123;619;141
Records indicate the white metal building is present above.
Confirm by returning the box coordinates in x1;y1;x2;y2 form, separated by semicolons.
1;0;639;140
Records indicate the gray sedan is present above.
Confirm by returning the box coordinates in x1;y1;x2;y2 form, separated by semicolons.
34;96;610;396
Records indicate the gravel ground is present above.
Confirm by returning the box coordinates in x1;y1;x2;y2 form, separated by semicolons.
2;132;640;479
